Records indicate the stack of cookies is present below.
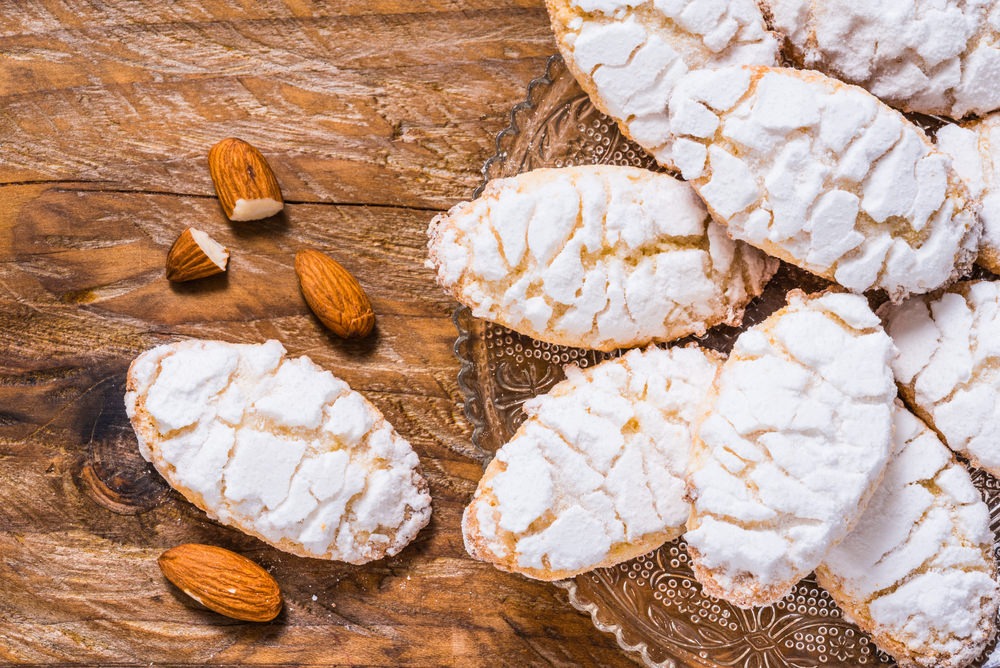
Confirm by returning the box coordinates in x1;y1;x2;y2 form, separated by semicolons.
427;2;1000;666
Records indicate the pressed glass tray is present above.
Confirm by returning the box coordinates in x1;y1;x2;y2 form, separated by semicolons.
453;55;1000;668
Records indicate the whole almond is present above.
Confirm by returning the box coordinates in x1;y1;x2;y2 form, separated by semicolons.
166;227;229;282
208;138;284;221
158;544;282;622
295;249;375;339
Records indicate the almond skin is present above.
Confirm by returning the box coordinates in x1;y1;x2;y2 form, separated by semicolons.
295;249;376;339
158;544;282;622
166;228;229;282
208;138;284;221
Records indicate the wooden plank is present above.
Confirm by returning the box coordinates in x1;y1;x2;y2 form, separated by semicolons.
0;5;554;207
0;1;631;663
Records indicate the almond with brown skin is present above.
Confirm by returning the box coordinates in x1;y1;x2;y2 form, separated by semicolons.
295;249;375;338
166;228;229;282
157;544;282;622
208;138;284;221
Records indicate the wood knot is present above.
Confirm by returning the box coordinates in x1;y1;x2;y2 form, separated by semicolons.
73;374;170;514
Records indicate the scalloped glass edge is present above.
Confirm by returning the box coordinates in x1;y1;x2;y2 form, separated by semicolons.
557;578;677;668
454;54;564;466
449;52;1000;668
451;53;677;668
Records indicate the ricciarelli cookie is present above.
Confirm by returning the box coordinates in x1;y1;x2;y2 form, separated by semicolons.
767;0;1000;118
937;115;1000;273
546;0;779;170
882;279;1000;478
816;404;998;668
685;290;896;608
125;339;432;564
426;165;777;351
463;345;720;581
667;66;980;302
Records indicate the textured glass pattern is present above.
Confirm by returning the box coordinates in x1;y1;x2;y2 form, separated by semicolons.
454;55;1000;668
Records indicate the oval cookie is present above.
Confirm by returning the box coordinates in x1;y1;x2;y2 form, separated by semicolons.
685;290;896;607
937;115;1000;273
427;165;777;351
767;0;1000;118
668;66;980;301
463;345;720;581
125;339;432;564
882;279;1000;477
546;0;779;169
816;404;998;668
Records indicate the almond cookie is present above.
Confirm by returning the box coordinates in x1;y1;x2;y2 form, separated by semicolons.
767;0;1000;119
125;339;432;564
463;345;720;581
546;0;779;170
685;290;896;607
427;165;777;352
816;404;998;668
882;279;1000;477
937;115;1000;272
668;66;980;302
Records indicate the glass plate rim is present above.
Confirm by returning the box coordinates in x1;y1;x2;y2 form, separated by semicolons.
450;51;1000;668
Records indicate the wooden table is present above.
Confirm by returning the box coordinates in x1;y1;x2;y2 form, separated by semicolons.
0;2;631;664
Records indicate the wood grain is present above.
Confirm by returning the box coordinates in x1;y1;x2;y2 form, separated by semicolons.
0;1;631;665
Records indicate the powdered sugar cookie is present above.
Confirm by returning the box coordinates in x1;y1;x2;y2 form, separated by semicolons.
427;165;777;352
125;339;432;564
816;404;998;668
882;279;1000;477
668;66;980;302
767;0;1000;119
463;345;720;581
685;290;896;608
937;115;1000;272
546;0;779;170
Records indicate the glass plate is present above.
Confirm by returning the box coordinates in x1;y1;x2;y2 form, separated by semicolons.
453;55;1000;668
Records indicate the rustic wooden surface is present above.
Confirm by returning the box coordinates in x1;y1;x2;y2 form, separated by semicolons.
0;2;632;665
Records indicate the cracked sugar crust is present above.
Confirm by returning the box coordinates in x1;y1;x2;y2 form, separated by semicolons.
426;165;777;352
668;66;981;302
937;115;1000;273
816;404;998;668
882;279;1000;478
123;339;432;564
545;0;779;171
684;290;897;608
462;345;721;581
767;0;1000;119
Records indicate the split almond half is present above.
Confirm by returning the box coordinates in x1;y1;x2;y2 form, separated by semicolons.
295;249;375;339
158;543;282;622
208;138;284;221
166;227;229;282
